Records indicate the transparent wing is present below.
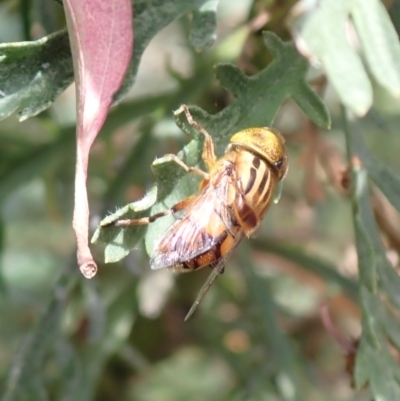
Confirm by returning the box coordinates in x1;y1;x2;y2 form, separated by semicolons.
150;170;238;270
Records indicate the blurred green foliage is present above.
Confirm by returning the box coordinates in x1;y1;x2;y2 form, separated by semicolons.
1;1;400;401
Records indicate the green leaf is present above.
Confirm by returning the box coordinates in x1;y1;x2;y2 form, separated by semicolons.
92;186;158;263
115;0;213;102
74;275;138;401
1;270;77;401
355;335;400;395
190;0;219;50
353;129;400;214
289;0;400;116
289;0;372;115
352;0;400;98
345;126;400;309
96;32;330;262
0;0;212;121
0;30;73;121
343;109;400;398
0;217;6;295
238;248;305;401
252;240;359;301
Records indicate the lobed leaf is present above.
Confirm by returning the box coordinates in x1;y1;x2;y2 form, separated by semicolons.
344;110;400;397
95;32;330;263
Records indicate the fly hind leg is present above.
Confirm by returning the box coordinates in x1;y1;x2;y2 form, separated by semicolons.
105;196;195;227
176;104;217;171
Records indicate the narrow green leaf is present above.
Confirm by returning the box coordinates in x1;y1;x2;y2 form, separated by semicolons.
343;108;400;397
290;0;372;115
190;0;219;50
355;334;400;396
347;160;379;293
0;217;6;295
352;0;400;98
1;270;77;401
292;82;331;129
238;248;304;401
346;125;400;309
353;215;377;293
75;278;138;401
358;287;380;349
353;130;400;214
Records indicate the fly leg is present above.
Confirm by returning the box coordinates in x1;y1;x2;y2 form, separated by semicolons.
176;104;217;171
161;154;209;180
105;196;195;227
184;260;226;321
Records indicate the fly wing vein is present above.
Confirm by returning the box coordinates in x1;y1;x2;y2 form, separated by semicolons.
150;171;237;270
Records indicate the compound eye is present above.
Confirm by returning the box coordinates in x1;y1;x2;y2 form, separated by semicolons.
274;158;284;169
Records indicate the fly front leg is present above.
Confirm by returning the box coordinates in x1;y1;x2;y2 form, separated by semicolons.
107;196;195;227
177;104;217;171
163;153;208;180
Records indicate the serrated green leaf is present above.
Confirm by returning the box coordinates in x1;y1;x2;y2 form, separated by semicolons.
358;287;380;349
352;0;400;98
353;215;377;293
0;30;73;121
190;0;219;50
344;109;400;398
98;32;330;262
345;125;400;309
355;288;400;392
376;254;400;310
355;334;400;396
354;131;400;214
92;186;158;263
349;163;378;293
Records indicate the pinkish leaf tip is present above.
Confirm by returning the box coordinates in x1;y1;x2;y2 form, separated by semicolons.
80;261;98;279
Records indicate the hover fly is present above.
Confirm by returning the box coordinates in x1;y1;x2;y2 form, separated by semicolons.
110;105;288;320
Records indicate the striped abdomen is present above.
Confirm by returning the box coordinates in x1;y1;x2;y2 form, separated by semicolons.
232;149;278;235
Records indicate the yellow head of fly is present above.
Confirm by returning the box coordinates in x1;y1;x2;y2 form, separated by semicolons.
229;127;288;180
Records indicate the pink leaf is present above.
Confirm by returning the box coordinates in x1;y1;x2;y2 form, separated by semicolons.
63;0;133;278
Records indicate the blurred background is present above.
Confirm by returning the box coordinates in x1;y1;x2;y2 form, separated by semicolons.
1;0;400;400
